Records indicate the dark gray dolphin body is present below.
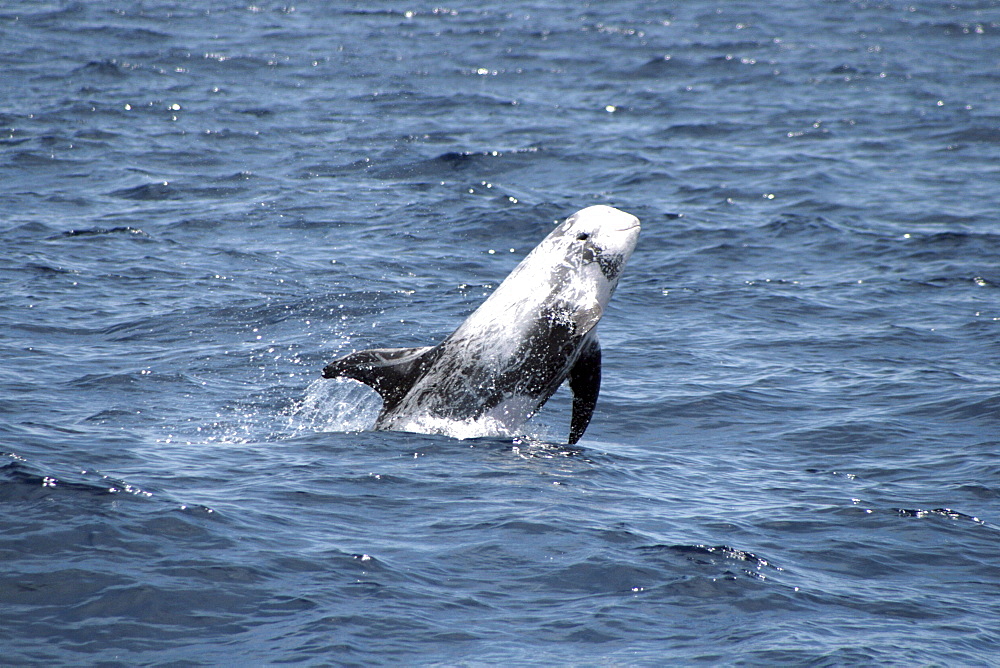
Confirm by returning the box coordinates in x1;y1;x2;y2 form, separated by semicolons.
322;205;640;444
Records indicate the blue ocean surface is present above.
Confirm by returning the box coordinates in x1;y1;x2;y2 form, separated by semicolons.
2;0;999;664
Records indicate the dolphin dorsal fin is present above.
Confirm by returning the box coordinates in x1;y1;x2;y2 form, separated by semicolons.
567;335;602;444
323;345;439;413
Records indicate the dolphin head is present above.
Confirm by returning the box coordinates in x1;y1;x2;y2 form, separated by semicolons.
552;205;641;285
473;205;640;327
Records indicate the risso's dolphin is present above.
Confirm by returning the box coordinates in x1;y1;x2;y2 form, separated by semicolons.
322;205;640;444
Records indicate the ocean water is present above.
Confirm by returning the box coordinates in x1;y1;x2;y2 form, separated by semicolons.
2;0;999;664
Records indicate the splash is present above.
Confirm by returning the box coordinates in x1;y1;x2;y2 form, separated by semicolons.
291;377;523;440
287;377;382;435
288;377;563;443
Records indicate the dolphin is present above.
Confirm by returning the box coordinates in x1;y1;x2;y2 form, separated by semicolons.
322;205;640;444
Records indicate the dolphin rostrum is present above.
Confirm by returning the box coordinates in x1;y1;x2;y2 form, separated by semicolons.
322;205;640;444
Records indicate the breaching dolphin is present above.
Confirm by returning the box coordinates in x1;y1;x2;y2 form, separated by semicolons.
322;205;640;444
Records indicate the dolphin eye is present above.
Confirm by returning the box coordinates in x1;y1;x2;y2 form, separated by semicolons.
576;232;590;241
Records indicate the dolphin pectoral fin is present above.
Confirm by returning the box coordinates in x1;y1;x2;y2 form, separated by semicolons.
568;335;602;445
574;303;603;333
322;345;438;413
